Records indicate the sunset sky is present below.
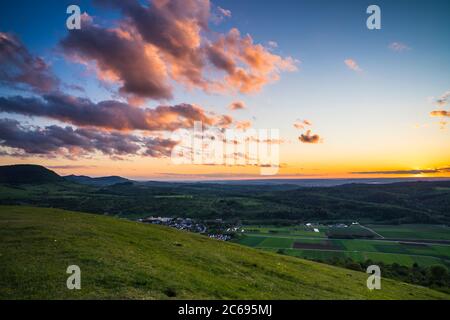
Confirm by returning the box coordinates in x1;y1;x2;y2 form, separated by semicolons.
0;0;449;180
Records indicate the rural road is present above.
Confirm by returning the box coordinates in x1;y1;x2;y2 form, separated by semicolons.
360;224;385;239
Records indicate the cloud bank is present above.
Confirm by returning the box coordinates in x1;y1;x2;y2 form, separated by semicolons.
0;32;59;93
0;118;177;159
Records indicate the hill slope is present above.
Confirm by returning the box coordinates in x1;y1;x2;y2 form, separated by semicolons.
0;165;63;184
0;206;448;299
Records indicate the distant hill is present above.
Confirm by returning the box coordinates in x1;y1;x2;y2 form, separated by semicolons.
0;164;63;184
64;174;131;186
0;205;448;300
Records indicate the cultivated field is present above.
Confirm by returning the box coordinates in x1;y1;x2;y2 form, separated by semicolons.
235;224;450;268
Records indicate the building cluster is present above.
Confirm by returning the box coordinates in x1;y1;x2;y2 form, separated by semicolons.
138;216;207;234
208;234;232;241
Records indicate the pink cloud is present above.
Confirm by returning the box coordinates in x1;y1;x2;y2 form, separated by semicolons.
217;6;231;18
62;0;297;100
229;101;246;110
293;119;312;130
344;59;362;72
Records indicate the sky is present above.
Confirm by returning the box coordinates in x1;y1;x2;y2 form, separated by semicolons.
0;0;449;180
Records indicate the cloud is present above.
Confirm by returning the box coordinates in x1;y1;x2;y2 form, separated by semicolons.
0;32;59;93
206;28;298;93
294;119;321;143
267;41;278;49
344;59;362;72
0;0;293;160
217;7;231;18
235;120;252;130
350;168;450;175
215;114;234;128
84;0;297;97
428;91;450;129
60;18;172;101
47;165;97;170
299;130;320;144
0;118;177;159
229;101;246;110
433;90;450;107
293;119;312;130
143;137;178;158
388;42;410;52
0;93;233;132
430;110;450;117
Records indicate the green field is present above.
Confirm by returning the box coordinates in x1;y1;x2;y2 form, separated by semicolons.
367;224;450;240
243;225;327;238
236;225;450;268
1;205;448;299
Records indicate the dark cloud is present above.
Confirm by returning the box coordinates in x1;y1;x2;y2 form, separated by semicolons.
89;0;209;93
0;93;232;131
207;44;236;74
0;32;59;93
229;101;245;110
215;114;234;128
0;118;177;159
299;130;320;144
82;0;296;96
433;90;450;107
60;18;172;101
350;168;450;175
144;137;178;158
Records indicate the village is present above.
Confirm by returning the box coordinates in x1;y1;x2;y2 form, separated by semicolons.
137;216;237;241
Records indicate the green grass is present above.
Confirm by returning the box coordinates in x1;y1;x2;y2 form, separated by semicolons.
0;205;448;300
265;249;447;268
243;225;326;238
367;224;450;240
258;237;295;248
236;231;450;268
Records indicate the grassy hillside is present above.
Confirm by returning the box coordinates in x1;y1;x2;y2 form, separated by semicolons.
0;206;448;299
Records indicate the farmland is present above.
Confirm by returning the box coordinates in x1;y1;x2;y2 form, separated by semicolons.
366;224;450;241
235;224;450;268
